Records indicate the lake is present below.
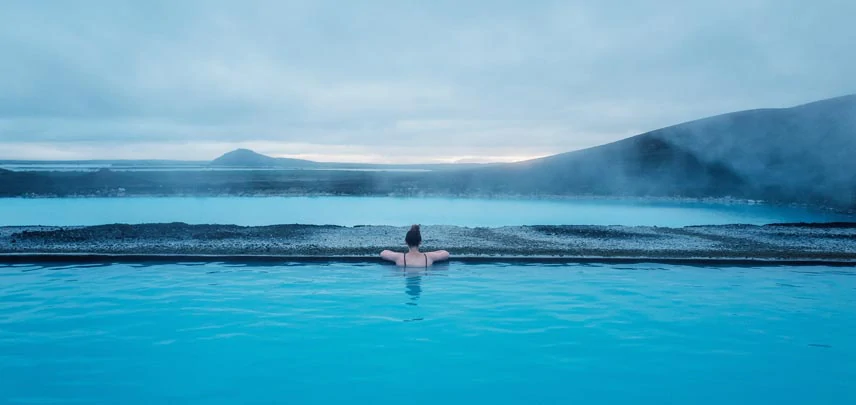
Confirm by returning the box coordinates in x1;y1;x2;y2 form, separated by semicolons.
0;197;850;227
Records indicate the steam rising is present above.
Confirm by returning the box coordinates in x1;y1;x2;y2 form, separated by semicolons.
420;95;856;208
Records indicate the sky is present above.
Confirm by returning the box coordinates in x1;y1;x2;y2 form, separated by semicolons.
1;0;854;163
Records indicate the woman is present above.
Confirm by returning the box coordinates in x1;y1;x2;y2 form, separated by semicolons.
380;225;450;267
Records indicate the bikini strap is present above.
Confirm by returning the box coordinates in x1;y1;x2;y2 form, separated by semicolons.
403;253;406;267
424;253;428;267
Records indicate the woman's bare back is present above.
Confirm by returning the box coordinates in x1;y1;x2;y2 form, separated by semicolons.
381;250;450;267
379;225;450;267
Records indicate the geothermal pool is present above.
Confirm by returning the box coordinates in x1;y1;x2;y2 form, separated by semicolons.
0;262;853;404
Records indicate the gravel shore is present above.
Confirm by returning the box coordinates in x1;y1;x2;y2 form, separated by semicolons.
1;223;855;263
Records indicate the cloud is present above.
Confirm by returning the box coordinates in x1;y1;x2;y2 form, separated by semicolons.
0;0;854;161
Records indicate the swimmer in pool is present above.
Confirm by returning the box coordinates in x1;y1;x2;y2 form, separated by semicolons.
380;224;450;267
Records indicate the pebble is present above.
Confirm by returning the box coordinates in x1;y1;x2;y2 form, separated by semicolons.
1;223;855;262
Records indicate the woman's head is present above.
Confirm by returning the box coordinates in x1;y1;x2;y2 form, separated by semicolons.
405;224;422;247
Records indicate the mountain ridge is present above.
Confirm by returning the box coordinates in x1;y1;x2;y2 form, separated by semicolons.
1;94;853;208
449;94;856;206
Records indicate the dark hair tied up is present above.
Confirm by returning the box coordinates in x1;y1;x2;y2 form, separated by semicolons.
405;224;422;247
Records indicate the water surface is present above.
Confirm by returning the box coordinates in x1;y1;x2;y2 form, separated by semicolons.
0;197;849;227
0;262;854;404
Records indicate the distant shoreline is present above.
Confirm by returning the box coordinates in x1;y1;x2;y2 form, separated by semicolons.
3;163;854;212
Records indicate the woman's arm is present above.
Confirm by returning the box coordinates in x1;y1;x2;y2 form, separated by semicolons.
380;250;401;263
427;250;450;263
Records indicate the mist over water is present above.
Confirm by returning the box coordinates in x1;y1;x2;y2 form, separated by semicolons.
2;97;855;211
660;96;856;208
432;96;856;210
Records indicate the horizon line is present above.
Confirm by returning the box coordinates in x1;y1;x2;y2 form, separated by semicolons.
0;148;545;165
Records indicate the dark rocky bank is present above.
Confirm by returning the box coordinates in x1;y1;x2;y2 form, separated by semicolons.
2;223;855;263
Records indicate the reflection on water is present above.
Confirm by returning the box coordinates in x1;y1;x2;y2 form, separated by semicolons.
398;265;449;321
406;273;423;306
395;266;449;322
403;271;425;322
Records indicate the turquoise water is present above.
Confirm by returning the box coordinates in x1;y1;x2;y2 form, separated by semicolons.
1;262;854;404
0;197;850;227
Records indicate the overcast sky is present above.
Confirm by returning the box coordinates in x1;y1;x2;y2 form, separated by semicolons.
1;0;854;163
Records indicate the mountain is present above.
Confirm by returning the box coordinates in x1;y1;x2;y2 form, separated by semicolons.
3;96;852;208
445;95;856;207
210;149;317;168
210;149;488;171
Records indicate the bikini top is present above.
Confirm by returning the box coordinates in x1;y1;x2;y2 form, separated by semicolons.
403;253;428;267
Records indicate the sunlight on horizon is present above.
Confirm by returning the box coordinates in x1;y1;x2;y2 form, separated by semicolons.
0;140;557;164
272;153;548;164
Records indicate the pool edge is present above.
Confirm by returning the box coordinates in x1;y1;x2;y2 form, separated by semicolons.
2;253;854;266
